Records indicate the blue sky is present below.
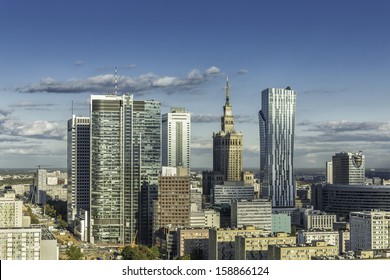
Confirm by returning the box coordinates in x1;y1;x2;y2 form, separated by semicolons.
1;0;390;169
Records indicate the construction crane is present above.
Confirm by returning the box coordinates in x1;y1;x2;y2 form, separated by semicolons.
119;230;138;250
36;164;52;169
131;230;138;248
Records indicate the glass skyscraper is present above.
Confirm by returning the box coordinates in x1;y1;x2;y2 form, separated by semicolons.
67;115;90;223
90;94;160;244
259;87;296;207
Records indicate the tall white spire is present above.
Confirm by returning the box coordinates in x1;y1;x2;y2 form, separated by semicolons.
225;77;229;105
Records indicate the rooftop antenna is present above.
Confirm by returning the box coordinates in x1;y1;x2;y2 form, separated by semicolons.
71;100;74;116
114;66;118;95
225;76;230;105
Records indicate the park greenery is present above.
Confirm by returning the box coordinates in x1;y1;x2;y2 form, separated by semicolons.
66;245;84;260
121;245;160;260
25;206;39;224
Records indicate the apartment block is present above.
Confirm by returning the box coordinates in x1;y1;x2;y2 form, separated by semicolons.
231;199;272;232
235;232;296;260
350;210;390;251
177;228;209;259
297;229;340;253
304;210;337;230
268;240;338;260
209;226;266;260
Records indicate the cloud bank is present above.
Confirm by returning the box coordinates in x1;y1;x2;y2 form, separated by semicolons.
15;66;221;95
0;110;65;141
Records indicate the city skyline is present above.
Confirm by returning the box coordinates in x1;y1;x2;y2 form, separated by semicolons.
1;0;390;169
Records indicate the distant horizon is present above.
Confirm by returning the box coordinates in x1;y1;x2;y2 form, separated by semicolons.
2;166;390;172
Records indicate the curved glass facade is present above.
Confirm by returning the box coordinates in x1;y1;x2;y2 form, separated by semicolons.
259;88;296;207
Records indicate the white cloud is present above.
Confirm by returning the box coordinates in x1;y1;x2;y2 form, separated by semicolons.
16;121;65;140
237;69;248;75
205;66;221;75
15;66;222;95
0;111;65;141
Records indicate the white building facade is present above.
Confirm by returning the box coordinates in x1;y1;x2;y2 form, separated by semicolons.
0;194;23;228
350;210;390;251
259;87;296;207
231;199;272;233
162;107;190;171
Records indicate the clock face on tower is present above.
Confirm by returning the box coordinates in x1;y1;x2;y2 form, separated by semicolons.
226;110;232;116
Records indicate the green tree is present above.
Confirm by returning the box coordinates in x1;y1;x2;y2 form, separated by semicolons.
26;206;39;224
150;246;160;259
177;254;191;260
121;245;159;260
46;200;67;219
58;218;68;229
44;204;57;217
66;245;83;260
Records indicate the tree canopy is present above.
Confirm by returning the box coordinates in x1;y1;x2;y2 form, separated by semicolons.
66;245;84;260
121;245;160;260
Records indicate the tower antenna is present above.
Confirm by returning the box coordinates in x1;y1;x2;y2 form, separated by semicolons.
114;66;118;95
225;77;229;104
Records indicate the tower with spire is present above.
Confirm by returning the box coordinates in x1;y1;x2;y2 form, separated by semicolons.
212;78;243;182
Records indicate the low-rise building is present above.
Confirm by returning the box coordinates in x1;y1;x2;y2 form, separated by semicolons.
297;229;339;253
209;226;266;260
177;228;209;259
304;210;336;230
212;182;254;205
231;199;271;232
339;230;351;254
189;209;220;228
272;213;291;234
235;232;296;260
350;210;390;251
0;226;58;260
268;240;338;260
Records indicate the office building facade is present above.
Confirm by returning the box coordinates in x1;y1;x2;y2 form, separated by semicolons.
155;167;191;231
90;94;160;244
312;184;390;218
138;183;158;246
350;210;390;251
67;115;90;223
332;152;365;185
326;161;333;184
212;182;254;205
162;107;190;171
231;199;272;232
304;210;337;230
189;209;220;228
259;87;296;207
